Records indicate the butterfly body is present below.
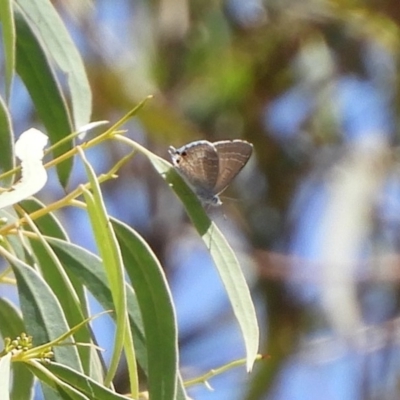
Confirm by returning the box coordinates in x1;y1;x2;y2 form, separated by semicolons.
168;140;253;205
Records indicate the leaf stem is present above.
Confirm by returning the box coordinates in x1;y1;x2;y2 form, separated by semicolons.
184;354;264;388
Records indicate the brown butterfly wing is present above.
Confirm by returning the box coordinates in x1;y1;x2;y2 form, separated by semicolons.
169;141;219;195
213;140;253;195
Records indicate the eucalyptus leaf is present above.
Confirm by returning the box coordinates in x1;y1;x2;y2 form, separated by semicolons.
14;11;73;187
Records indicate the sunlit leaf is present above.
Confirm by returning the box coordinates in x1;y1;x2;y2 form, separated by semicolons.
47;238;147;373
112;218;180;400
22;219;98;380
0;96;14;185
7;255;82;372
46;362;130;400
14;11;73;187
25;360;88;400
0;0;15;100
16;0;92;128
79;148;138;395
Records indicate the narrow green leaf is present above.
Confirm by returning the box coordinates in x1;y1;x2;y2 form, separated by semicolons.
0;96;14;185
46;362;130;400
78;148;138;396
11;364;33;400
47;238;148;373
18;199;101;381
128;142;259;371
0;353;11;400
6;253;83;372
14;11;73;186
79;151;129;386
16;0;92;128
18;199;101;380
0;298;25;337
25;360;89;400
41;386;64;400
112;219;179;400
21;216;97;380
0;0;15;100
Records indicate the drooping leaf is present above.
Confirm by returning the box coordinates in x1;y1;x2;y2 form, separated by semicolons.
18;199;103;381
112;219;179;400
23;222;98;380
8;255;83;372
47;238;147;373
14;10;73;187
0;96;14;185
79;149;135;391
16;0;92;128
46;362;130;400
0;0;15;100
25;360;89;400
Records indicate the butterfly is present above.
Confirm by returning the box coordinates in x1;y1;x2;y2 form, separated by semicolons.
168;140;253;205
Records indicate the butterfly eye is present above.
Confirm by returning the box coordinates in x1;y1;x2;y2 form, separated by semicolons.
181;151;187;157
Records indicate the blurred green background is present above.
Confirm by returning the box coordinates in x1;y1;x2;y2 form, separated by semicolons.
8;0;400;399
